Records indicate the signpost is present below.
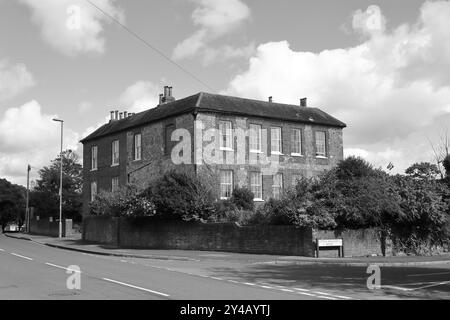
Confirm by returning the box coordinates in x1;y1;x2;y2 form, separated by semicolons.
316;238;344;258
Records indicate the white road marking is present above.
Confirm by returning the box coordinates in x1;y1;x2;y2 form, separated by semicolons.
210;277;223;281
293;287;310;292
280;288;295;293
0;248;5;252
45;263;82;273
11;253;33;261
312;291;353;300
407;271;450;277
102;278;170;297
244;282;256;286
383;280;450;292
316;295;338;300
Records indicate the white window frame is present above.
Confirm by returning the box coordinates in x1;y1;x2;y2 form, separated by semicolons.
91;146;98;170
315;131;327;158
271;127;282;155
220;170;233;199
111;177;119;193
134;133;142;161
250;172;263;201
249;124;262;153
219;121;233;151
272;173;283;199
112;140;120;166
90;181;97;202
291;129;302;156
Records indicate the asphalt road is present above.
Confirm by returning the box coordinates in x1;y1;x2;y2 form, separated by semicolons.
0;234;449;300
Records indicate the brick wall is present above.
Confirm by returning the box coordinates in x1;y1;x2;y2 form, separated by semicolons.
29;217;68;237
83;216;314;256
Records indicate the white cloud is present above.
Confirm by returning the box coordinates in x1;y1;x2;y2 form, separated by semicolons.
352;5;386;36
173;0;253;64
119;81;160;113
0;101;79;185
0;60;34;101
80;81;160;142
226;2;450;173
19;0;123;56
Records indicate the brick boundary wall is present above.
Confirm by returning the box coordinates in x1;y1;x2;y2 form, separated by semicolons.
83;216;314;256
29;217;67;237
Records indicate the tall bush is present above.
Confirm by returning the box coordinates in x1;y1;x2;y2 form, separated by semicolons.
142;170;216;221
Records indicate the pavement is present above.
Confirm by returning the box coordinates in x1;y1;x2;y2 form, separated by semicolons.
5;232;450;267
1;232;450;300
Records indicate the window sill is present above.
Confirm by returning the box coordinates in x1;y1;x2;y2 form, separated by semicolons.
271;151;284;156
291;153;303;157
111;163;120;167
90;168;98;172
220;148;234;152
220;197;231;200
253;198;265;202
132;158;142;162
315;156;328;159
250;150;263;154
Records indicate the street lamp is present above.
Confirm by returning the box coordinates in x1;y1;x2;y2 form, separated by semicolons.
52;118;64;238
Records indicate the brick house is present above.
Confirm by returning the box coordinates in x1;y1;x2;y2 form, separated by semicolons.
80;87;346;217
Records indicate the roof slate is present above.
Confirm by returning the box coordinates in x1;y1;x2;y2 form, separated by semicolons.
80;92;346;143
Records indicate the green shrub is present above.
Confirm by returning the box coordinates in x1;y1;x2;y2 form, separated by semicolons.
89;185;155;217
142;170;216;222
231;187;254;211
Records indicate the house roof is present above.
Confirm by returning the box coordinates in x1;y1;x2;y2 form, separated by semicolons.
80;92;346;143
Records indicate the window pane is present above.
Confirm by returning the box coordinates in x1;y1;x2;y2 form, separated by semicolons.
291;129;302;154
112;140;119;165
91;146;97;170
249;124;261;152
250;172;262;199
315;131;326;157
219;121;232;149
271;127;281;153
272;173;283;199
112;177;119;193
134;134;142;160
90;182;97;202
220;170;233;199
165;125;174;155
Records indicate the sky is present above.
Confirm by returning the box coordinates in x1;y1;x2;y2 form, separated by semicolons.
1;0;449;186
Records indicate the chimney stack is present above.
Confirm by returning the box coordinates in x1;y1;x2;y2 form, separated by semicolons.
300;98;307;107
124;111;128;118
115;110;119;120
160;86;176;104
268;96;273;103
110;111;115;121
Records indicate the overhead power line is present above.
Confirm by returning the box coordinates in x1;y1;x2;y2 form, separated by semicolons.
85;0;216;92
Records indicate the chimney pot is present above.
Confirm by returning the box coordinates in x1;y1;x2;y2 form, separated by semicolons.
115;110;119;119
268;96;273;103
110;111;115;121
300;98;307;107
124;111;128;118
159;93;164;104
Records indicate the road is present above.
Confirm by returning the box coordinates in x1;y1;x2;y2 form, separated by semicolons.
0;234;449;300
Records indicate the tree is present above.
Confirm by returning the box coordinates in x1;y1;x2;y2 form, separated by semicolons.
405;162;440;180
30;150;83;222
0;179;26;232
429;128;449;179
334;156;377;180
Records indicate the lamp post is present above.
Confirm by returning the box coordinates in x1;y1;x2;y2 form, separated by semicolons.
52;118;64;238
